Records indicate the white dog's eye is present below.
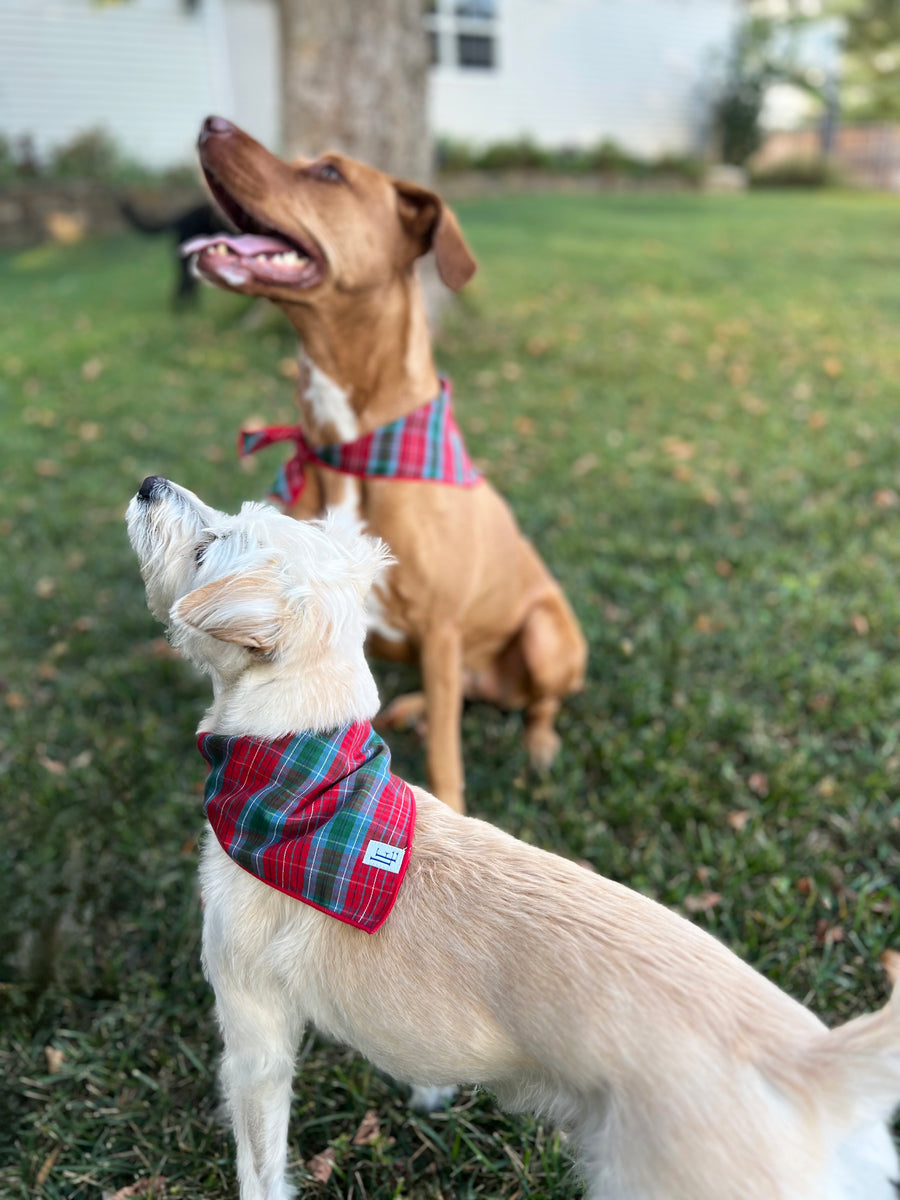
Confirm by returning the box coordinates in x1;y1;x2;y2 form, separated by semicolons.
194;538;213;565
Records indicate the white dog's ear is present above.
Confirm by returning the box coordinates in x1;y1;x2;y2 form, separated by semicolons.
322;513;394;599
171;570;285;652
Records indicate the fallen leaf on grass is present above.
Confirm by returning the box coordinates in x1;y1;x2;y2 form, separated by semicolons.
104;1177;167;1200
662;436;695;462
34;459;61;478
514;415;535;436
684;892;721;913
352;1109;381;1145
748;772;769;798
807;410;827;431
740;393;768;415
501;361;523;381
571;453;597;477
23;407;56;428
279;356;300;379
715;559;733;578
5;692;27;710
81;357;103;382
79;421;102;442
815;920;844;946
307;1147;335;1183
816;776;836;798
45;1046;65;1074
35;1145;60;1188
850;613;869;636
38;755;67;776
822;357;843;378
726;810;750;831
873;489;899;509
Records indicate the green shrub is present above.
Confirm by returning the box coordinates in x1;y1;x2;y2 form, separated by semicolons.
582;137;642;174
750;156;838;188
436;136;478;172
50;128;122;179
475;137;550;170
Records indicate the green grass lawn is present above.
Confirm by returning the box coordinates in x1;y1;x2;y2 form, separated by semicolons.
2;188;899;1198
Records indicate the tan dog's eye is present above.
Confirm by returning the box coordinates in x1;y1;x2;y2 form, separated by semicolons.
312;162;343;184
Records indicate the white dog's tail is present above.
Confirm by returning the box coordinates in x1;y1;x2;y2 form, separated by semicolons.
811;953;900;1123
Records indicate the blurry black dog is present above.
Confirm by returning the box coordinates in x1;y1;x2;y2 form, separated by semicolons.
119;198;224;308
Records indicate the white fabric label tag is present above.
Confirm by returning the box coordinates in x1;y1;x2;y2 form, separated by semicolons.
362;840;404;873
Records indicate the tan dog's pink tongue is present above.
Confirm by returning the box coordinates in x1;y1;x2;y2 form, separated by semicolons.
180;233;294;258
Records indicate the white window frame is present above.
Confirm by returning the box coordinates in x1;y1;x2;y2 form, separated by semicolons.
425;0;499;71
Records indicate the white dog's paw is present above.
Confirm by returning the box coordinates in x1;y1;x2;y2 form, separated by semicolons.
408;1083;458;1112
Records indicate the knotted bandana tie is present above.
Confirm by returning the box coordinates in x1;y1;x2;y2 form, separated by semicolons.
198;722;415;933
239;377;480;505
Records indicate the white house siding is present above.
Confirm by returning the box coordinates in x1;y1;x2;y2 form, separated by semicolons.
0;0;735;169
429;0;740;156
0;0;279;170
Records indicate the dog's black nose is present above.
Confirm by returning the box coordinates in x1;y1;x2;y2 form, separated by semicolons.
137;475;165;502
200;115;235;146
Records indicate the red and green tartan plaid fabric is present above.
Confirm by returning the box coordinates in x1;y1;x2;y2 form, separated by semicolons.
239;377;480;505
198;721;415;934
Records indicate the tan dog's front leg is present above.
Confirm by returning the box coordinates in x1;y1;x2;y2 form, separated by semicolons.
421;623;465;813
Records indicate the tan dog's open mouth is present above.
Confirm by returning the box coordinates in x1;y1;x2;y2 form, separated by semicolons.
180;168;325;291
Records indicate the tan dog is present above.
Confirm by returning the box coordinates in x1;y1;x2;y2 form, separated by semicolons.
127;476;900;1200
181;115;587;812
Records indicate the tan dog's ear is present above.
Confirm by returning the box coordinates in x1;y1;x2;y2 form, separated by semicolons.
393;179;477;291
172;570;285;652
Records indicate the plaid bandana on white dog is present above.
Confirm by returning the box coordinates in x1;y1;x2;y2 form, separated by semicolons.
199;722;415;933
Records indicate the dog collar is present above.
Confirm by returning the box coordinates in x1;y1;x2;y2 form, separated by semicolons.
198;722;415;934
239;377;480;505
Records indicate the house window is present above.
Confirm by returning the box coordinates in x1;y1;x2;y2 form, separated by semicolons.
457;33;494;68
425;0;498;70
455;0;496;15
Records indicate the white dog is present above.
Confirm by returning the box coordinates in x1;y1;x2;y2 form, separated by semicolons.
126;475;900;1200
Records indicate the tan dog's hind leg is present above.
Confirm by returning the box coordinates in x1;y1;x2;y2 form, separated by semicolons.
374;691;428;737
519;591;587;770
421;624;466;813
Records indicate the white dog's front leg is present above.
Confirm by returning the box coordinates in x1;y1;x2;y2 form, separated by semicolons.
215;990;302;1200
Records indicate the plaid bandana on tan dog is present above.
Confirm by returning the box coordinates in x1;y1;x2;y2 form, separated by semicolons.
239;378;480;505
198;722;415;933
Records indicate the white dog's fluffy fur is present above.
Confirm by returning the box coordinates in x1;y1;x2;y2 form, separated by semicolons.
127;477;900;1200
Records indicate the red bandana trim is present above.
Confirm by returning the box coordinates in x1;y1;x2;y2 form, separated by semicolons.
239;377;480;505
198;722;415;934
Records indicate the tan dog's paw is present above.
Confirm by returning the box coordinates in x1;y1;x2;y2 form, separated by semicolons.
374;692;428;738
525;725;561;772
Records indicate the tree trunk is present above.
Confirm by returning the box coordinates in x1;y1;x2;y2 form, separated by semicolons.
277;0;432;184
